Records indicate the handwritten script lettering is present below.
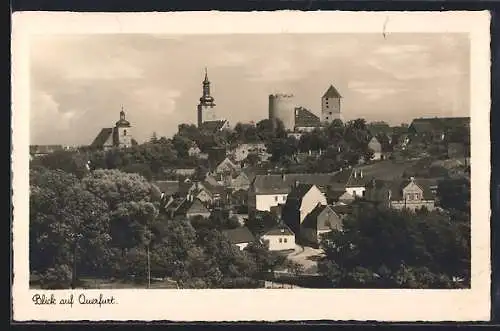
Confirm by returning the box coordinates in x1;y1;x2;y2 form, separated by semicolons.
32;293;117;307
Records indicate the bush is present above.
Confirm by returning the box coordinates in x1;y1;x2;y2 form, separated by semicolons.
39;264;73;289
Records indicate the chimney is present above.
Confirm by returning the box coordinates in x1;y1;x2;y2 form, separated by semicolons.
294;180;300;187
410;176;415;182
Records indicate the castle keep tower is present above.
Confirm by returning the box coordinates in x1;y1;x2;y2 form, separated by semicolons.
268;93;296;131
197;68;217;127
321;85;342;124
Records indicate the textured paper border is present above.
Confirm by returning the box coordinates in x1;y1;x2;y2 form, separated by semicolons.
12;11;491;322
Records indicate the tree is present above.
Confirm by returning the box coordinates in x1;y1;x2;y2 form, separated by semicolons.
244;211;279;237
437;178;471;212
267;136;298;163
30;168;111;288
318;203;470;288
194;228;257;287
122;163;154;181
31;150;89;179
244;241;286;275
81;169;154;209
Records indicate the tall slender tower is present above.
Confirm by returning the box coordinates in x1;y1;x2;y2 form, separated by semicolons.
197;68;217;127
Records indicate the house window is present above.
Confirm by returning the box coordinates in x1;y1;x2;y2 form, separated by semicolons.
275;196;278;202
123;130;127;136
326;117;329;120
279;238;283;243
362;190;366;197
284;238;288;243
352;190;356;197
329;112;332;115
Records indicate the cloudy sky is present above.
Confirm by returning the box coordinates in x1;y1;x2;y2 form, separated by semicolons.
30;33;469;146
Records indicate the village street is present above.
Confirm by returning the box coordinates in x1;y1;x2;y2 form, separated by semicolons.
286;245;325;275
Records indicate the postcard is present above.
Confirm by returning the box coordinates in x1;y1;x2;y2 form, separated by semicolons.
12;10;491;321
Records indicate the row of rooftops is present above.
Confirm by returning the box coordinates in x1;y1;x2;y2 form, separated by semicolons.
251;167;441;201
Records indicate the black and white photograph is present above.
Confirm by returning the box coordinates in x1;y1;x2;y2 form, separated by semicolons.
12;11;491;322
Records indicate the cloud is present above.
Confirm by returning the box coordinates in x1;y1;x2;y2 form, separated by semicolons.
64;59;144;80
29;34;470;145
351;87;407;101
373;44;428;55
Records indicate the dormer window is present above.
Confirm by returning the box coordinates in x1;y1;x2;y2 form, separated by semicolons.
123;130;127;136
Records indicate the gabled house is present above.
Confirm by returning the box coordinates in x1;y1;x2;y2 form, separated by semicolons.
222;227;256;250
408;117;470;142
365;177;436;211
248;169;351;212
184;198;211;219
199;180;231;206
168;195;211;219
331;204;353;219
229;167;259;191
215;156;240;175
282;183;328;237
260;223;296;251
301;204;343;245
345;169;369;198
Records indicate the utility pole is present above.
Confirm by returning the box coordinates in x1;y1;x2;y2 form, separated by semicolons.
147;244;151;289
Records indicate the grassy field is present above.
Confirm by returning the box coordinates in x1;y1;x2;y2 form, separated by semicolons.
356;159;421;180
30;277;180;289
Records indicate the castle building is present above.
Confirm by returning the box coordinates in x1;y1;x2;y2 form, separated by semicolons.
321;85;343;124
90;108;133;150
197;68;218;128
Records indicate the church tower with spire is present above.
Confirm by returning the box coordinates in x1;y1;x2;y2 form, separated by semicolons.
197;68;217;127
114;106;132;148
